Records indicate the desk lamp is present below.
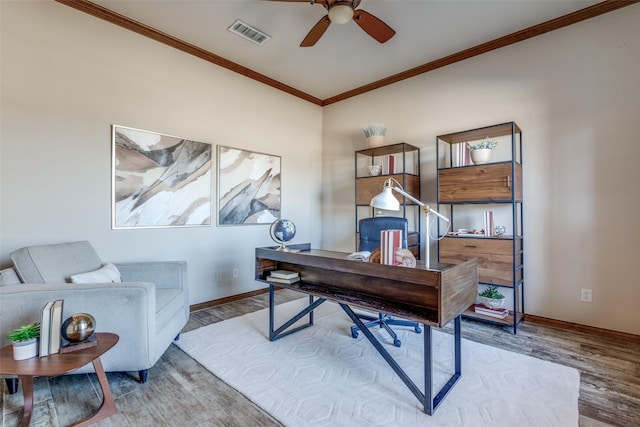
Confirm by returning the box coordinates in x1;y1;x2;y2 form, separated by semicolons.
370;178;450;269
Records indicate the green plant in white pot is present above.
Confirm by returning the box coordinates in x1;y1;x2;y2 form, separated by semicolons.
468;137;498;164
362;124;387;148
478;285;506;309
7;322;40;360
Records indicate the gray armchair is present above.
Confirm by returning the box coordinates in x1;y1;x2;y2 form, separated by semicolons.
354;217;422;347
0;241;189;390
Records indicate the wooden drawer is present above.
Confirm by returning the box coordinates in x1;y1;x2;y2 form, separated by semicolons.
438;163;522;202
356;174;420;205
439;237;521;286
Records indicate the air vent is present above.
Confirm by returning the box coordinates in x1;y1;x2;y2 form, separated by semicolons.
228;19;271;46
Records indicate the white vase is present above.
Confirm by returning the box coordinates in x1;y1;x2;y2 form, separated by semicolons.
470;148;492;164
12;338;38;360
366;135;385;148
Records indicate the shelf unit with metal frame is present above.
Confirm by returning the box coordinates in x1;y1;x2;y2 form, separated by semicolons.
436;122;524;333
355;142;421;258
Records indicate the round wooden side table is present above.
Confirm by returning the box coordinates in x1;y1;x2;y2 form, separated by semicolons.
0;332;119;427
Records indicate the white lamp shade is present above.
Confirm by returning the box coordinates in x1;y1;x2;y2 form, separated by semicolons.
328;4;354;24
370;187;400;211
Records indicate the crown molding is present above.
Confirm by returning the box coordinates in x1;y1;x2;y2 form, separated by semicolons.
54;0;324;106
55;0;639;107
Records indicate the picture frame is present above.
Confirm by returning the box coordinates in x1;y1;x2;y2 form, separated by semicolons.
217;145;281;225
112;125;213;229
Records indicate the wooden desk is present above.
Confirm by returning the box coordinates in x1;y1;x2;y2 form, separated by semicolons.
255;244;478;415
0;332;119;427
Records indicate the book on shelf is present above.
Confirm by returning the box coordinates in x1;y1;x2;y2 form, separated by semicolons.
454;143;469;167
49;299;64;354
266;276;301;284
268;270;299;280
39;300;54;358
483;210;494;237
474;304;509;319
380;154;396;175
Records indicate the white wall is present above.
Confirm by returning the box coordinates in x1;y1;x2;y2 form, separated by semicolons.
0;2;323;304
322;6;640;335
3;2;639;336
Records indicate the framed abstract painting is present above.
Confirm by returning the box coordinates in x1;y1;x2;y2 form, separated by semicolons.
217;146;281;225
112;125;213;229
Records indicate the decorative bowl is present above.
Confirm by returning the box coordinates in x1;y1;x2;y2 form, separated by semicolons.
366;165;381;176
479;296;505;309
61;313;96;342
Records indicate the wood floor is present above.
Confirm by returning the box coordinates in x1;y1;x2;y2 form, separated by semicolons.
2;289;639;426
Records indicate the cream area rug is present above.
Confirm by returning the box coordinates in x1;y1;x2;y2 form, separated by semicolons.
176;298;579;427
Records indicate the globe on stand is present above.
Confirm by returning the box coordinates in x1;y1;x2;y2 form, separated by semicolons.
270;219;296;252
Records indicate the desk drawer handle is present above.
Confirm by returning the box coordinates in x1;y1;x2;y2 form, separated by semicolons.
464;245;478;248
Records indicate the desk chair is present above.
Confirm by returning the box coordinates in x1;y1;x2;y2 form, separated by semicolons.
352;217;422;347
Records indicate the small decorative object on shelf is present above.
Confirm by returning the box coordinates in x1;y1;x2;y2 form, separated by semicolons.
495;225;506;236
478;286;506;309
7;322;40;360
362;124;387;148
270;219;296;251
366;164;381;176
468;137;499;164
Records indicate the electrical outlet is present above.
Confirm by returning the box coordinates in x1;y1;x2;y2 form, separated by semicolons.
215;271;222;282
232;268;239;278
581;288;593;303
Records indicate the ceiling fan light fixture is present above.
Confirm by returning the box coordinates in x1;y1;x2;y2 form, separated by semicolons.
328;4;354;25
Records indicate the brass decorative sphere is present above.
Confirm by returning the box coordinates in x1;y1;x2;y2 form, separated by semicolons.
61;313;96;342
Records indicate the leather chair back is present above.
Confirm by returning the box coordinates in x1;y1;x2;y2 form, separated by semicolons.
358;217;408;252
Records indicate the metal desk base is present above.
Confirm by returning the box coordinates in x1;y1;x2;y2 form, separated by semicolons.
268;285;462;415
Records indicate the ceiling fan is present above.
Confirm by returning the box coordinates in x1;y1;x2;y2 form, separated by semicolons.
272;0;396;47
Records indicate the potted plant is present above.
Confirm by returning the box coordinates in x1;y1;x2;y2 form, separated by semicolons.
478;285;506;309
468;137;498;164
7;322;40;360
362;124;387;148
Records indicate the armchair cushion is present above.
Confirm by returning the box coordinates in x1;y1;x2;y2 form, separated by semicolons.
11;241;102;283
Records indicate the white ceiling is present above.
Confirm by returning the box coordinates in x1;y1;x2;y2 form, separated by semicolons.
91;0;599;100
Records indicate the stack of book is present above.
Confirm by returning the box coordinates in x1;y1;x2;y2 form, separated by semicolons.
380;155;396;174
474;304;509;319
380;229;402;265
454;143;469;166
266;270;300;284
39;299;64;357
483;210;494;237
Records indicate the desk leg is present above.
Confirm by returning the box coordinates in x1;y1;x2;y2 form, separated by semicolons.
269;285;326;341
71;357;117;427
428;315;462;414
17;376;34;427
341;304;463;415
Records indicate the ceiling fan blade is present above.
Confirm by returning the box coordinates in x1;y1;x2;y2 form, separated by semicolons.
300;15;331;47
353;9;395;44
